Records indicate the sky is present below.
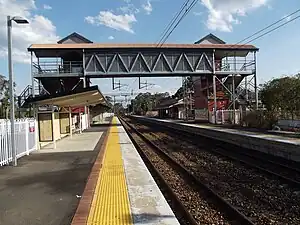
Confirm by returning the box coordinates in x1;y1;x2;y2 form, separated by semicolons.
0;0;300;103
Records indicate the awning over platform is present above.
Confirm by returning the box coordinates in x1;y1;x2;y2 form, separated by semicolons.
29;86;109;108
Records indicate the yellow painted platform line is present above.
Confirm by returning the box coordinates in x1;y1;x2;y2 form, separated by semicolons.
87;117;133;225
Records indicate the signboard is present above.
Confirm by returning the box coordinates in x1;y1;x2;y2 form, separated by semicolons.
38;105;58;112
29;122;35;132
208;100;229;111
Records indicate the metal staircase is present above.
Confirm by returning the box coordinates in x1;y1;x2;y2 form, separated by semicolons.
18;85;32;108
18;81;50;108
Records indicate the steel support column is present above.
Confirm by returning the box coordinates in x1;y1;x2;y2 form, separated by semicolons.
83;49;88;128
254;52;258;109
232;52;236;125
244;57;248;101
232;74;236;125
212;50;217;124
31;52;34;97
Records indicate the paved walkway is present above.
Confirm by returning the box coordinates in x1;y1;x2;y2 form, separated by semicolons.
0;125;108;225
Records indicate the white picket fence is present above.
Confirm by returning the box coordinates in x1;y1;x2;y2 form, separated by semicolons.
0;118;37;166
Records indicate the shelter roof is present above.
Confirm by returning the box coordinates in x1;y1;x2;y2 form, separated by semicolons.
154;98;179;110
28;85;108;108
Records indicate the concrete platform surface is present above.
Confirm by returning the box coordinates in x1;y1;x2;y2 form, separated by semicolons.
190;123;300;145
144;117;300;145
39;127;104;153
0;125;107;225
118;118;180;225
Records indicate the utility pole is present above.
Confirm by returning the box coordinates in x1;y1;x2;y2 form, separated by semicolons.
121;94;130;115
113;96;116;114
139;77;155;90
7;16;29;166
182;76;188;121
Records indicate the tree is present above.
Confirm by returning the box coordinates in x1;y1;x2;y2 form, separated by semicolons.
0;74;19;119
114;103;125;115
172;76;193;99
260;74;300;119
105;95;113;105
0;75;9;119
129;92;170;115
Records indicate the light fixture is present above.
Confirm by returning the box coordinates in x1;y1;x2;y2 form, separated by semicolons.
12;16;29;24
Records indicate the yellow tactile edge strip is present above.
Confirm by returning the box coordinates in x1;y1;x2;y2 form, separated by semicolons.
87;117;133;225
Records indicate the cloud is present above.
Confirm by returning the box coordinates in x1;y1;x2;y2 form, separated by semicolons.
108;36;115;40
43;4;52;10
85;11;137;33
201;0;269;32
119;4;140;14
0;0;59;63
142;0;152;15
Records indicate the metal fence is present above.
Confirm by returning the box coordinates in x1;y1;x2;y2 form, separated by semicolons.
0;118;37;166
209;110;242;124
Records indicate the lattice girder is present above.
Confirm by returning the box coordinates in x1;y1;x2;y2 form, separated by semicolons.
84;50;214;77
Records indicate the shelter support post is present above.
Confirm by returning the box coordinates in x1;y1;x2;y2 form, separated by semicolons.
69;107;72;138
87;106;90;128
52;112;56;149
34;105;40;150
79;113;82;134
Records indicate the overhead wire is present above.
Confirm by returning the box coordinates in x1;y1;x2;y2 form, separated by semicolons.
243;14;300;45
158;0;198;47
235;8;300;45
156;0;191;46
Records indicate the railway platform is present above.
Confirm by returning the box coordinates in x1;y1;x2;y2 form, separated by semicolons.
71;117;179;225
132;116;300;162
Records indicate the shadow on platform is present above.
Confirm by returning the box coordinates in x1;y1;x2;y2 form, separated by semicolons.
122;212;176;224
0;149;98;225
90;123;122;128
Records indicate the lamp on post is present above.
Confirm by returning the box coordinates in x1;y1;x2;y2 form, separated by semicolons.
7;16;29;166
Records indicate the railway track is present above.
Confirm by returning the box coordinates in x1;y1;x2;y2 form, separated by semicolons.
136;118;300;186
120;117;255;225
161;123;300;187
126;117;300;225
